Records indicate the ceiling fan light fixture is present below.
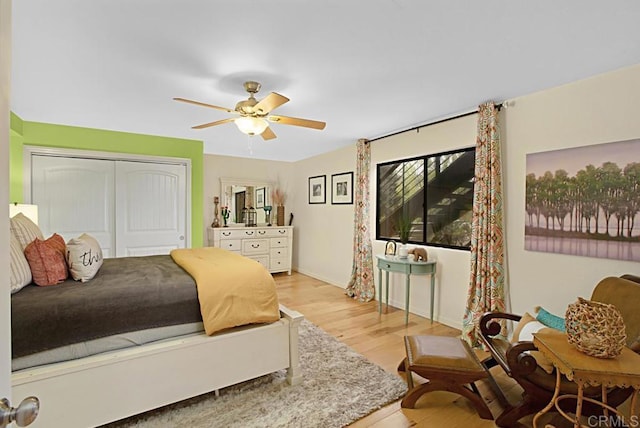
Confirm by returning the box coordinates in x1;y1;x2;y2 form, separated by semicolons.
234;116;268;136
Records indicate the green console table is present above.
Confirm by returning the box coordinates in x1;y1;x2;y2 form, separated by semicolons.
376;254;437;325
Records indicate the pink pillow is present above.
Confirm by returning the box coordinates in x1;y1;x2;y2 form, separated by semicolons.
24;234;68;286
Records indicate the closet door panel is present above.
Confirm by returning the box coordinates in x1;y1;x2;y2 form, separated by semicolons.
31;156;115;257
115;161;187;256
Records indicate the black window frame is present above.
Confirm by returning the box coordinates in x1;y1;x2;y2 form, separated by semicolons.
375;146;476;251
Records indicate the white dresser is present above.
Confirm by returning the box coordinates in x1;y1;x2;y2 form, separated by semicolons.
207;226;293;275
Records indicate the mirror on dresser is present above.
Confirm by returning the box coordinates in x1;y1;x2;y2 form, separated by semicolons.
219;177;274;225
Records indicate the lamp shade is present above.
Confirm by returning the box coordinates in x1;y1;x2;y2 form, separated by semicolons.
234;117;268;136
9;203;39;225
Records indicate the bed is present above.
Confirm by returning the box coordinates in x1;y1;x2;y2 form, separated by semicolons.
10;247;303;428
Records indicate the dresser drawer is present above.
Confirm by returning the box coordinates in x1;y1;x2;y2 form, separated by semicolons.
270;237;288;248
261;228;290;237
248;255;269;269
242;239;269;254
270;257;290;271
219;239;241;251
270;247;288;259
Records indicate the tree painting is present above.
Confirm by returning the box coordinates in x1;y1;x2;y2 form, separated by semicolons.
525;139;640;262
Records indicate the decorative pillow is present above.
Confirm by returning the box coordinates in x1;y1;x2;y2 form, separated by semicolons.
535;306;566;332
10;233;32;293
24;234;68;286
66;233;103;282
10;212;44;251
511;312;555;374
511;312;536;343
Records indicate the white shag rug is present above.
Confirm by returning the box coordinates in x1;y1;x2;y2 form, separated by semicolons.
103;320;407;428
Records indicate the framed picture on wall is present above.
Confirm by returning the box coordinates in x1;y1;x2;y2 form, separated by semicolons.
331;172;353;205
308;175;326;204
255;187;265;208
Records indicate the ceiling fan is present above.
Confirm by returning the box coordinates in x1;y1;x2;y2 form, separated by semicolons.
174;81;326;140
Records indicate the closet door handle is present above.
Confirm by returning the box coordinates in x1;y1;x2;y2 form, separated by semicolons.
0;396;39;427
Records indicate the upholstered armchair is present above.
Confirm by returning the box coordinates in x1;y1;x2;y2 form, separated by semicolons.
479;275;640;427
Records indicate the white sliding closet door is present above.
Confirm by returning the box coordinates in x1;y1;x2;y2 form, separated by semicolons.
31;156;116;257
115;161;187;256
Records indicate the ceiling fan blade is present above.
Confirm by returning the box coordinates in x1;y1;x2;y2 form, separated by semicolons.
268;114;326;130
254;92;289;115
261;126;277;140
192;118;235;130
174;97;235;113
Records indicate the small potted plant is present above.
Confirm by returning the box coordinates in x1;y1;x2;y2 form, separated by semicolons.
397;215;412;258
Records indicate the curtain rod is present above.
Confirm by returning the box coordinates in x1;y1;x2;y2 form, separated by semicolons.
368;102;503;143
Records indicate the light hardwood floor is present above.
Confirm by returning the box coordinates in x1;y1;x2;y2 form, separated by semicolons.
273;271;568;428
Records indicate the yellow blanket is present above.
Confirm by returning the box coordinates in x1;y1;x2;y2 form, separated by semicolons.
170;247;280;335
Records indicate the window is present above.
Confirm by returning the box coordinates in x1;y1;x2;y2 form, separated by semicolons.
376;147;475;250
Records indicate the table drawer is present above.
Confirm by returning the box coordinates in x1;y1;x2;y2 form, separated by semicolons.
242;239;269;254
219;239;241;251
377;259;411;274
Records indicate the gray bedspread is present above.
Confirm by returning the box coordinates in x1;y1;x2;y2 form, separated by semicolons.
11;255;202;359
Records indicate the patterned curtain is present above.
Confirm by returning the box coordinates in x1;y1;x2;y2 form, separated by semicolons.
462;103;506;347
346;139;375;302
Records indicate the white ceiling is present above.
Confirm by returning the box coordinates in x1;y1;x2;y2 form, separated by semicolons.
11;1;640;162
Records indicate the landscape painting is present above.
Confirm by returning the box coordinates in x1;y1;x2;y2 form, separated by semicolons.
525;138;640;262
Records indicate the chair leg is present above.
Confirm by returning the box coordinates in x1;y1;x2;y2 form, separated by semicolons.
401;379;493;420
481;358;511;410
495;397;541;428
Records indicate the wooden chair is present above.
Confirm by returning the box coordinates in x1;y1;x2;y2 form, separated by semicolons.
479;275;640;427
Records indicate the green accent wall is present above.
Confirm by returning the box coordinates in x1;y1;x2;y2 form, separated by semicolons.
9;115;204;247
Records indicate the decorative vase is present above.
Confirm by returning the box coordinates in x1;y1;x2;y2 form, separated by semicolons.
398;244;409;259
276;205;285;226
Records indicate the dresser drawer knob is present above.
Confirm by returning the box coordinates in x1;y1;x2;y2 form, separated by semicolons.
386;264;391;269
278;230;286;234
258;230;266;235
245;231;254;236
222;232;231;236
251;243;260;248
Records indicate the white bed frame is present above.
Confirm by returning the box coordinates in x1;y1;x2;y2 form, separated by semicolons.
12;305;303;428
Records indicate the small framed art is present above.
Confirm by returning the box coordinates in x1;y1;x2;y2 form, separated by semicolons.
384;240;396;256
308;175;326;204
331;172;353;205
255;187;265;208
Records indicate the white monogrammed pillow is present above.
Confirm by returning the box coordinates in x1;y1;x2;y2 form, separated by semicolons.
66;233;104;282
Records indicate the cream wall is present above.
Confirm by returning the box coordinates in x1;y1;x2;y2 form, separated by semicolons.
291;117;477;328
290;144;357;285
370;116;478;328
202;154;294;245
503;64;640;317
292;64;640;330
